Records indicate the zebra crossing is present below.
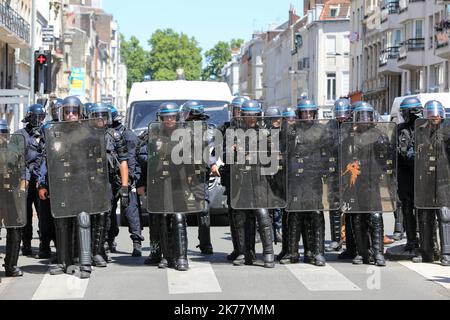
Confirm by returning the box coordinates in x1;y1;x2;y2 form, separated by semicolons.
1;226;450;300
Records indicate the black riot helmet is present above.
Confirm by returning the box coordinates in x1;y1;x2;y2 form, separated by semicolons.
60;96;83;122
49;98;64;121
182;101;210;121
0;119;9;134
400;97;423;124
23;104;47;128
230;96;250;118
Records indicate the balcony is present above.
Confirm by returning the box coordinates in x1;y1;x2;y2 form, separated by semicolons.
397;38;425;69
0;1;30;48
381;1;400;23
435;31;450;59
398;0;426;23
379;46;402;75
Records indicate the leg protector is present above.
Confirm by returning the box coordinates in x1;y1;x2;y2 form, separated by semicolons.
369;213;386;267
310;211;326;266
327;210;343;252
197;201;213;254
256;209;275;268
4;228;23;277
232;210;247;266
77;212;92;277
352;213;370;264
158;215;171;269
438;207;450;266
172;214;188;271
50;218;73;275
281;212;301;264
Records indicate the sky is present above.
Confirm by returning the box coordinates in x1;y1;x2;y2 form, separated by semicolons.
103;0;305;53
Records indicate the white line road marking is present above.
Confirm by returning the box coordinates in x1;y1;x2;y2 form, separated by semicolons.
167;261;222;295
399;262;450;290
285;263;362;292
32;273;89;300
0;277;15;297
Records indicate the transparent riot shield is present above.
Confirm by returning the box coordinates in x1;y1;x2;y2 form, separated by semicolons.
146;121;207;214
340;122;397;213
45;119;111;218
286;119;339;212
229;116;287;210
0;133;27;228
415;118;450;209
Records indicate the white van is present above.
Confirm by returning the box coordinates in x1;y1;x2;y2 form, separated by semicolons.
390;92;450;124
126;80;234;135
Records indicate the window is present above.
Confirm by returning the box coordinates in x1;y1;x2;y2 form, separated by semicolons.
329;6;340;18
415;20;423;38
326;36;336;55
327;73;337;101
342;72;350;96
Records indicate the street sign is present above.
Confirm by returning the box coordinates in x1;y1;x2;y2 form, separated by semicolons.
42;25;54;46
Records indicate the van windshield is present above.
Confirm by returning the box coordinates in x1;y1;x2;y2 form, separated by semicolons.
128;100;230;133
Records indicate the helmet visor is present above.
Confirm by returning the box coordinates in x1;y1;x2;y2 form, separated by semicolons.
354;110;374;122
61;106;80;121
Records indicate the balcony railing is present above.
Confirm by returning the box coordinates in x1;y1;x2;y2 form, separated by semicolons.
0;1;30;43
379;46;400;66
405;38;425;51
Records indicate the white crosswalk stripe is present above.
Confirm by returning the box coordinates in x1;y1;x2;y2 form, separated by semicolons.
285;263;362;292
32;273;90;300
398;261;450;290
167;261;222;295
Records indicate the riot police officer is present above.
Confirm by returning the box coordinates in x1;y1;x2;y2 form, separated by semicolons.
221;96;250;261
231;100;275;268
264;106;284;245
2;120;26;277
281;100;326;267
103;105;143;257
345;104;387;267
87;103;129;266
41;96;95;278
414;101;450;266
397;97;423;253
182;101;215;255
137;102;190;271
335;100;358;260
16;104;46;257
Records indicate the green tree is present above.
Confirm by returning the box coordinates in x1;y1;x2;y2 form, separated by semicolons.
120;34;149;94
147;29;203;81
202;39;244;81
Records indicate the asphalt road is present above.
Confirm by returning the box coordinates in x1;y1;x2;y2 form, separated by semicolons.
0;213;449;300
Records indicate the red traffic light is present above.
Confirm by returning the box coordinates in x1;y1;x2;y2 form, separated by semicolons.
36;54;47;65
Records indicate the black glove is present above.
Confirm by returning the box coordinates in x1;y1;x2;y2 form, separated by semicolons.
119;186;129;207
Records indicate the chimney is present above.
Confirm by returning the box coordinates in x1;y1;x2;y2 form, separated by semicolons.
289;4;299;26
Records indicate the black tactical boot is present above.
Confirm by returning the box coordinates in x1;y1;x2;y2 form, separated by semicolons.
233;211;247;266
277;211;290;261
173;214;189;272
339;213;357;260
393;202;404;241
352;213;370;265
438;207;450;267
370;213;386;267
107;240;117;254
132;241;142;257
4;229;23;277
51;218;73;276
403;200;419;252
21;239;33;257
257;209;275;268
311;212;326;267
281;213;300;265
198;205;214;255
326;210;343;252
91;214;107;268
36;241;52;259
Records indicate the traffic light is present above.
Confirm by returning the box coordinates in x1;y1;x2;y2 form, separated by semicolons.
34;50;52;94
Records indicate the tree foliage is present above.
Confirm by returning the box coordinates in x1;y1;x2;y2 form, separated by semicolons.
147;29;203;81
202;39;244;81
120;34;149;94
